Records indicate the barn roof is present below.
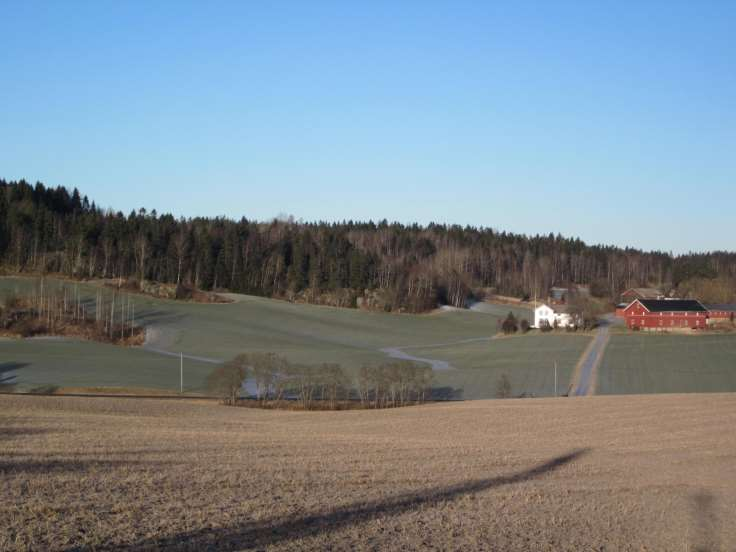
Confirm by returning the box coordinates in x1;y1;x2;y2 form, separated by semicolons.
705;304;736;312
638;299;707;313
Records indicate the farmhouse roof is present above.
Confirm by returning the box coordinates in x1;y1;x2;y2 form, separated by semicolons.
638;299;707;313
623;287;663;298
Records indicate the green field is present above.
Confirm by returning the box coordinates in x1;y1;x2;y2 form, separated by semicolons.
1;277;545;396
598;333;736;395
6;277;736;398
410;335;591;399
0;338;215;393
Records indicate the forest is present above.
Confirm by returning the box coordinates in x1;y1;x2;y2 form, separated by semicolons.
1;179;735;311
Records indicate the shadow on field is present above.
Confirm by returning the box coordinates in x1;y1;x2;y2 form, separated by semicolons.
102;448;589;552
690;490;721;552
0;458;175;476
135;310;188;326
1;448;198;459
430;386;464;400
0;362;28;391
0;426;53;441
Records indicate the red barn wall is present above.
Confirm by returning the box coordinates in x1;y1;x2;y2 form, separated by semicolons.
623;301;706;330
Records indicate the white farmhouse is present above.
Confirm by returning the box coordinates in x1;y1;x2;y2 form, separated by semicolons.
533;303;574;329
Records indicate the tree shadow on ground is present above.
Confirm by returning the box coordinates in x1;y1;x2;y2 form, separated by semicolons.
0;447;215;459
102;448;589;552
0;362;28;391
134;310;188;327
0;361;28;388
690;490;721;552
0;426;54;442
0;458;177;476
430;386;464;400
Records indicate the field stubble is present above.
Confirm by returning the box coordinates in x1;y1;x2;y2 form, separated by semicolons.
1;393;735;551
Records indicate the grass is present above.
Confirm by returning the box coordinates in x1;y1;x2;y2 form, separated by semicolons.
1;276;533;396
598;333;736;394
0;339;215;393
1;393;735;550
409;334;592;399
6;277;736;399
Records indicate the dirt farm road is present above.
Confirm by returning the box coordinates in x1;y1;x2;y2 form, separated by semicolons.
572;316;613;396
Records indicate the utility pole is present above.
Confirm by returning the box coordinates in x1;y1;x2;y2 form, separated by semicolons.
180;352;183;394
554;361;558;397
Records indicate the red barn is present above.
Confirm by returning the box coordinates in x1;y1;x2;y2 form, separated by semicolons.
624;299;708;330
708;309;731;320
706;305;736;325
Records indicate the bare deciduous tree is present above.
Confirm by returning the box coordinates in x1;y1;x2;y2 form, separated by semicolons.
207;356;248;405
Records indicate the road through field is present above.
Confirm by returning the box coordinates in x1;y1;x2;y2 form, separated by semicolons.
380;336;495;370
572;318;612;396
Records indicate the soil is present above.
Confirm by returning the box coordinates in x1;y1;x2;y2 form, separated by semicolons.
1;393;734;551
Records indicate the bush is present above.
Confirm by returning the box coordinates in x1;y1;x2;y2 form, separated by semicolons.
14;318;45;338
520;319;530;333
502;312;518;334
2;292;20;313
207;357;248;405
496;374;512;398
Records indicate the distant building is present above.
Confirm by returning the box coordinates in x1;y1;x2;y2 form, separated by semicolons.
548;285;589;305
534;303;574;329
549;287;568;304
620;287;664;303
623;299;707;330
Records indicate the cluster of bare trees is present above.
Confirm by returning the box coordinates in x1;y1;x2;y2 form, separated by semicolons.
355;362;433;408
0;280;141;343
207;353;433;410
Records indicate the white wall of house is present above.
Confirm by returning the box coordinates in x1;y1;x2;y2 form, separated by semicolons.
534;304;573;328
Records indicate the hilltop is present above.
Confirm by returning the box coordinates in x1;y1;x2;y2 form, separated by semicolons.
2;179;736;314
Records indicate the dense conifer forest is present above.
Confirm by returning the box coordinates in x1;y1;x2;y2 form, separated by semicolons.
1;179;734;311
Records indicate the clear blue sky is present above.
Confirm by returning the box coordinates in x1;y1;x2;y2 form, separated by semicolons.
2;1;734;253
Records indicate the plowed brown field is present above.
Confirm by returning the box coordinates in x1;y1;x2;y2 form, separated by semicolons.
2;393;735;551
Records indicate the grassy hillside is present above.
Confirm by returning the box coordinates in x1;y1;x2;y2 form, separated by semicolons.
2;393;735;551
0;277;534;395
598;333;736;394
6;277;736;399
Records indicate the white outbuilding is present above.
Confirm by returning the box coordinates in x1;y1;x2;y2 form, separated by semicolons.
533;303;574;329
